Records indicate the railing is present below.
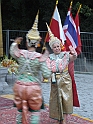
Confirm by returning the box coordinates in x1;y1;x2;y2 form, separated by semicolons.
2;30;93;73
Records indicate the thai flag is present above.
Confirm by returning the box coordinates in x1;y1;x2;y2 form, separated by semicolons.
45;5;66;45
63;8;78;49
63;5;80;107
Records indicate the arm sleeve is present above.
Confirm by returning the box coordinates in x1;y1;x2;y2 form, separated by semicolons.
10;43;20;59
40;61;51;79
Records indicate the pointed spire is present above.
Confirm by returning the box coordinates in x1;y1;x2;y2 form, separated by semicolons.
46;22;61;49
46;22;54;40
32;10;39;30
26;10;41;41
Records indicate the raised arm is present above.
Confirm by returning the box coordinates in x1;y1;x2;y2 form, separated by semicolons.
69;45;77;62
10;37;23;59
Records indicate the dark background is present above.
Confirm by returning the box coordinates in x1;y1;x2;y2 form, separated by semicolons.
1;0;93;32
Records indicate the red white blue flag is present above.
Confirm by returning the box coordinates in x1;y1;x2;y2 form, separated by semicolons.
63;7;78;49
63;2;80;107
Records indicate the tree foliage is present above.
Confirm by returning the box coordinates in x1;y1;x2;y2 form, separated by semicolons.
1;0;93;32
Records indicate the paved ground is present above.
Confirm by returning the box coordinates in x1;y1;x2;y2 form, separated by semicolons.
0;73;93;121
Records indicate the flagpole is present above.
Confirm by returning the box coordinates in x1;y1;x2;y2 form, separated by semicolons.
56;0;58;5
42;0;59;53
77;4;82;14
70;1;73;8
50;0;58;24
46;0;59;34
